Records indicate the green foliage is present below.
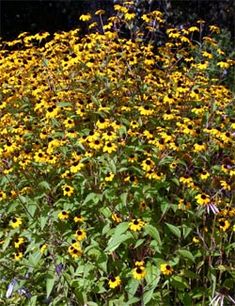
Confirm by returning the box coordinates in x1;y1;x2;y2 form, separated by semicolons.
0;1;234;305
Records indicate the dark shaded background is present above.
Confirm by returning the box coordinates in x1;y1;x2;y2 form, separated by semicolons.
0;0;234;42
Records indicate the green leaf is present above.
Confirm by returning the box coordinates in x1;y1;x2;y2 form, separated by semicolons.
120;192;128;206
46;274;56;298
134;238;145;249
177;249;195;263
38;181;51;190
112;222;129;236
126;279;139;298
57;101;72;107
143;288;155;305
165;223;181;238
105;232;132;252
27;296;37;306
83;193;102;205
171;275;189;290
144;224;161;245
171;177;180;186
182;225;192;238
99;207;111;218
27;251;42;267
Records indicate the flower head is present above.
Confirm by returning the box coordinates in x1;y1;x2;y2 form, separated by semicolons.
160;263;173;276
132;265;146;280
9;217;22;229
62;185;74;197
129;219;145;231
58;210;70;221
75;229;87;241
108;275;121;289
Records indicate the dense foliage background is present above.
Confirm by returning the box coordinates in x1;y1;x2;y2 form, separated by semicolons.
0;1;235;305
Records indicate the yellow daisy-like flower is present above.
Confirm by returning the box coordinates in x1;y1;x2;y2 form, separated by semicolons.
195;193;210;205
63;118;75;129
58;210;70;221
138;105;154;116
103;142;118;154
74;215;85;223
217;61;230;69
9;217;22;229
135;260;145;267
220;180;231;191
132;265;146;280
14;237;25;249
218;219;230;232
108;275;121;289
129;219;145;232
40;244;48;254
160;263;173;275
105;172;115;182
124;12;136;21
141;158;155;172
111;213;122;223
79;14;92;22
193;141;206;152
75;229;87;241
62;184;74;197
0;191;7;200
13;251;23;261
192;237;200;244
68;243;82;259
199;170;210;180
179;176;194;188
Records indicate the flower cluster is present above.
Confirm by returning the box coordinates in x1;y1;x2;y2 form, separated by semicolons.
0;1;234;304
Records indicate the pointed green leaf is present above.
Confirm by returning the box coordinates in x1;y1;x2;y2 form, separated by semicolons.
165;223;181;238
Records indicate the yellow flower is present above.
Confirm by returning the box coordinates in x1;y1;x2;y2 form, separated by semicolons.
63;118;75;129
95;9;105;15
13;251;23;261
192;237;200;244
58;210;70;221
79;14;92;22
188;26;199;32
105;172;115;182
138;105;154;116
40;244;48;254
141;158;155;172
218;219;230;232
9;217;22;229
132;266;146;280
179;176;194;188
217;61;230;69
195;193;210;205
124;12;136;21
220;180;231;191
103;142;118;154
108;275;121;289
209;25;220;33
62;185;74;197
14;237;25;249
74;215;85;223
160;263;173;275
141;14;151;23
199;170;210;180
111;213;122;223
135;260;145;267
68;243;82;259
193;141;206;152
75;229;87;241
0;191;7;201
89;139;103;150
129;219;145;232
